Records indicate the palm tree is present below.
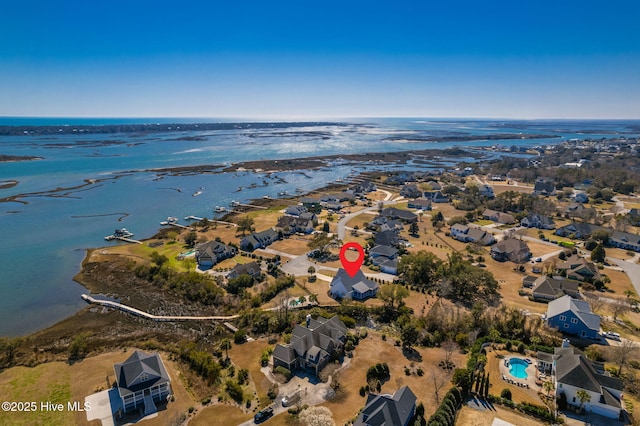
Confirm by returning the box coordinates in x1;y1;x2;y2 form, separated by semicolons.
543;380;554;397
488;328;501;348
220;338;231;360
309;293;318;304
531;336;541;353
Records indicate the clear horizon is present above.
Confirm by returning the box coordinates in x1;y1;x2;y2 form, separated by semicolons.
2;1;639;119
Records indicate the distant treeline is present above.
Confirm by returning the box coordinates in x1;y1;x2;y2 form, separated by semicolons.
0;121;345;136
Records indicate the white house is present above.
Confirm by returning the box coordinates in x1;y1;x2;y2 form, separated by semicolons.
330;269;379;301
113;350;172;415
540;341;624;419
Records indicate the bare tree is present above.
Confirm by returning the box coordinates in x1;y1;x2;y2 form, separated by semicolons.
610;300;631;322
610;339;638;376
442;339;459;369
585;294;605;315
431;369;447;404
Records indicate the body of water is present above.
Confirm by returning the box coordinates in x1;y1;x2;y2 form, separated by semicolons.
1;117;639;336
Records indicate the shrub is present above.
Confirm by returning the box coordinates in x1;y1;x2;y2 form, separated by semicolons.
225;380;244;404
273;366;291;381
500;388;512;400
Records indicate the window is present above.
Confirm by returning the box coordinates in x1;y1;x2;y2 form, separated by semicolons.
559;315;567;321
564;324;569;328
571;318;578;324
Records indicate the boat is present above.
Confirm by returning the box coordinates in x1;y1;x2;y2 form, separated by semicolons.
192;187;203;197
214;206;227;213
230;200;241;207
160;216;178;225
278;191;289;196
262;195;270;199
105;228;134;240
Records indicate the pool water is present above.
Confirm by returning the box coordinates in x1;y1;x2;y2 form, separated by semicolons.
509;358;529;379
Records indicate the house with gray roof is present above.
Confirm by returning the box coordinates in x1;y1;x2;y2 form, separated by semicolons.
113;350;171;414
226;261;262;280
483;209;515;224
450;224;496;246
275;215;315;235
354;386;417;426
521;213;556;230
533;177;556;196
555;222;601;239
369;245;399;274
546;295;600;339
539;341;623;419
272;315;347;376
407;198;432;211
195;240;236;269
240;229;279;251
490;238;531;262
400;184;422;199
374;229;401;247
380;207;418;224
330;269;379;301
556;255;600;282
285;205;308;217
532;276;580;301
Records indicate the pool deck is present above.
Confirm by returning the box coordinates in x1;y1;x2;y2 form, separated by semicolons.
497;354;541;392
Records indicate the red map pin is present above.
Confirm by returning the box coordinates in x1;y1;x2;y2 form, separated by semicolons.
339;242;365;277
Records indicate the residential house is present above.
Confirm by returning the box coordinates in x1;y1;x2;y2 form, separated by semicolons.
407;198;432;211
426;191;449;203
546;295;600;339
113;350;172;414
300;197;322;209
330;269;379;301
380;207;418;224
450;224;496;246
367;216;403;232
478;184;495;199
285;205;308;217
609;230;640;252
369;245;398;267
573;192;589;203
354;386;417;426
324;201;343;212
483;209;515;224
195;240;236;268
385;173;414;185
275;216;315;235
240;229;279;251
522;275;538;288
532;276;580;301
349;181;377;196
425;180;442;191
375;229;401;247
227;261;262;280
556;255;601;282
520;213;556;230
490;238;531;262
400;184;422;199
379;258;399;275
555;222;602;239
533;177;556;196
565;203;596;220
538;341;623;419
272;315;347;375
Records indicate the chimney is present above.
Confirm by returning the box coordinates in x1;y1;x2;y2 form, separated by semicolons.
562;338;570;348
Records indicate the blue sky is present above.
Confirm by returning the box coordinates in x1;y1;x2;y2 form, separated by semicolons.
1;1;639;119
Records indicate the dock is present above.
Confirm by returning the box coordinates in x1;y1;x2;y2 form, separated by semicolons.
235;203;267;210
104;235;143;244
184;215;204;221
81;294;239;321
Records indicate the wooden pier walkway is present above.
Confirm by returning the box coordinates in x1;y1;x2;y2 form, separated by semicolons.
81;294;239;321
105;236;143;244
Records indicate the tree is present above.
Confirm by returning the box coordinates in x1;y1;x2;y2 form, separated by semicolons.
401;323;419;348
397;251;442;290
431;370;447;404
530;336;541;353
591;230;611;244
610;338;638;375
185;230;198;247
322;221;330;233
237;216;255;236
307;265;316;279
543;380;555;397
307;232;339;256
220;338;231;360
431;211;444;230
298;406;335;426
610;300;631;322
408;221;419;236
442;340;459;368
378;283;409;309
576;389;591;413
488;328;501;348
591;244;606;263
309;293;318;304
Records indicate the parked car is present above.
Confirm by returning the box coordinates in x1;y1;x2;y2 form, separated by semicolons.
603;331;621;340
254;407;274;423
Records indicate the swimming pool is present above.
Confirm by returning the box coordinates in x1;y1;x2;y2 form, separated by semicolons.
508;358;529;379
